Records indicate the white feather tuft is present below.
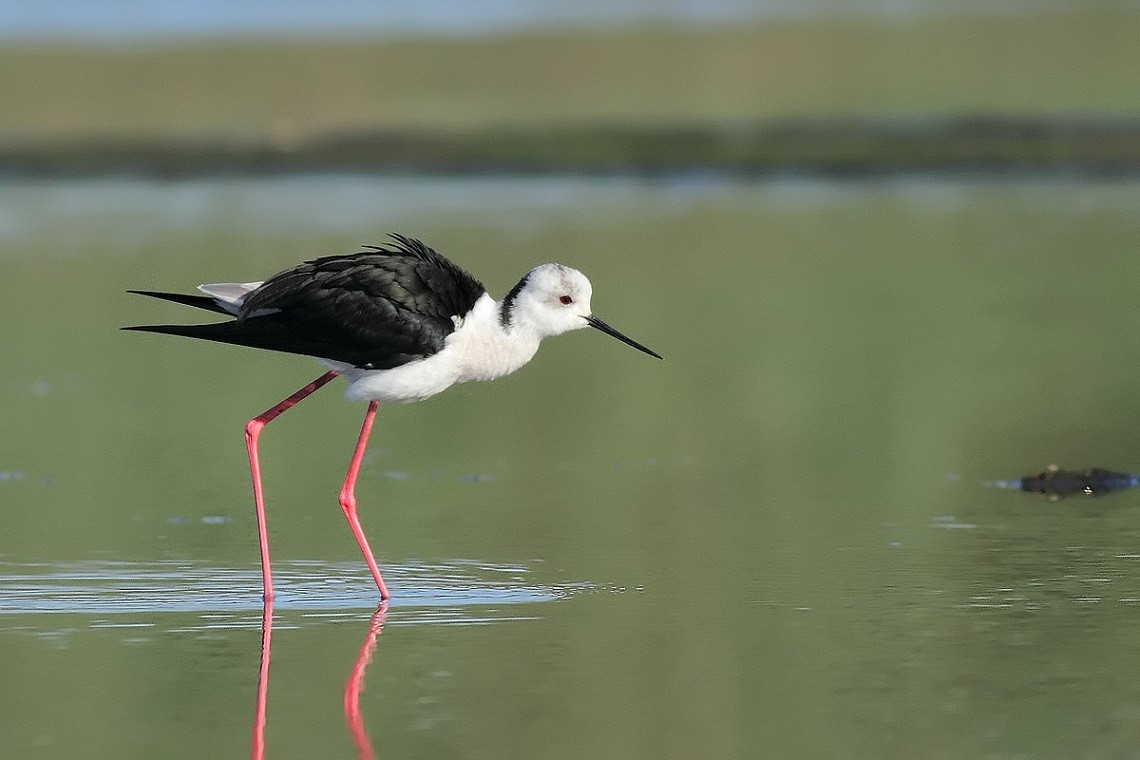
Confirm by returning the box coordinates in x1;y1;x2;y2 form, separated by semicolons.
198;281;265;315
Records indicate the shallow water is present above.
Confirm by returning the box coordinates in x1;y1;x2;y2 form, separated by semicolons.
2;173;1140;759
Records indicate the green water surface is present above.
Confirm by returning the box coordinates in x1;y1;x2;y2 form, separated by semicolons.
2;174;1140;759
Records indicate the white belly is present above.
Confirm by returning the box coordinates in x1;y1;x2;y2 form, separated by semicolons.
329;350;462;403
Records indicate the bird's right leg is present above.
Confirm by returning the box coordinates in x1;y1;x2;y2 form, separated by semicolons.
338;401;390;600
245;370;340;601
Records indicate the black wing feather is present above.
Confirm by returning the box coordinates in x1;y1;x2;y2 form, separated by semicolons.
125;235;487;369
126;290;232;314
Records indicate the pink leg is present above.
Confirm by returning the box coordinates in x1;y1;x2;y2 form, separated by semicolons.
339;400;389;600
245;370;340;601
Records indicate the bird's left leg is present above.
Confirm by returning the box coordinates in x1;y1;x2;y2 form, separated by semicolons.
247;369;340;601
339;400;389;600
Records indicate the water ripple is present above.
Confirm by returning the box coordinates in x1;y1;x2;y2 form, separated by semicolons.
0;559;580;620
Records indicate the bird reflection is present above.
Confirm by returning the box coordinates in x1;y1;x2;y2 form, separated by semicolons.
250;601;389;760
251;599;273;760
344;603;389;759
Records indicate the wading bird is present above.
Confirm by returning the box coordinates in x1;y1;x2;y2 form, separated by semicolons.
125;234;661;600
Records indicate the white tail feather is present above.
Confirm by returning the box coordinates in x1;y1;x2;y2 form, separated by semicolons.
198;281;264;315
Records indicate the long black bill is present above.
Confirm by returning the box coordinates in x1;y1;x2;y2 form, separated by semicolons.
585;315;663;360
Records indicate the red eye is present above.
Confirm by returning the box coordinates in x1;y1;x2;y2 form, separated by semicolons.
559;295;573;305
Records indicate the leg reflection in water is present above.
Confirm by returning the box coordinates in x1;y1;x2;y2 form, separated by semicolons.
344;603;389;760
250;601;390;760
251;600;273;760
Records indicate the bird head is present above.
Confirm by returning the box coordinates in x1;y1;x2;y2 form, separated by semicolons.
507;263;662;359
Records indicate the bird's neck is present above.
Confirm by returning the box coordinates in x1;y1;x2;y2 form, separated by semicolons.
452;294;542;383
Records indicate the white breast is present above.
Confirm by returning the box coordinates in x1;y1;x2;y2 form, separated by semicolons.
334;294;541;403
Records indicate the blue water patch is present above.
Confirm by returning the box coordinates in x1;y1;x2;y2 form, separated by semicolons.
5;175;1136;251
0;1;1066;42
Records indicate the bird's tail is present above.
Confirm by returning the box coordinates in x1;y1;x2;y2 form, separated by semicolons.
127;290;231;314
122;316;342;364
121;321;243;343
124;290;248;346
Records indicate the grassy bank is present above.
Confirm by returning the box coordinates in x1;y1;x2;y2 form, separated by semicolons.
2;15;1136;139
1;14;1136;174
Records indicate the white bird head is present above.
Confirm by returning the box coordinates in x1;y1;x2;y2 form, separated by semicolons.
504;263;662;358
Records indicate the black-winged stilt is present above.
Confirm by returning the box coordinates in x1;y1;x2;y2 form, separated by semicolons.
125;234;661;601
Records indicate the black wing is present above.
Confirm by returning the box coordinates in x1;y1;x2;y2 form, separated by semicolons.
125;235;487;369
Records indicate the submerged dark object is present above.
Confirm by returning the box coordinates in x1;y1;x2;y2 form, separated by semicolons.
989;465;1140;501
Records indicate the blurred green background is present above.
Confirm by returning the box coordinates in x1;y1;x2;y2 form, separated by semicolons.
1;9;1137;173
2;12;1137;135
2;4;1140;760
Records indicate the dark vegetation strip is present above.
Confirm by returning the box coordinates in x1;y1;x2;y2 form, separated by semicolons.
2;116;1138;178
